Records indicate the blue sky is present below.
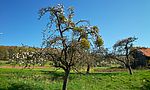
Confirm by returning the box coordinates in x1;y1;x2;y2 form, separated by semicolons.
0;0;150;49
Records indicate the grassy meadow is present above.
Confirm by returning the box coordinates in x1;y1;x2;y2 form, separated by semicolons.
0;66;150;90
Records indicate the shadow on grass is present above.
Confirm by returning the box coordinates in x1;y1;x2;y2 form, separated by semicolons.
141;78;150;90
40;70;64;81
40;69;123;81
1;83;44;90
85;72;120;76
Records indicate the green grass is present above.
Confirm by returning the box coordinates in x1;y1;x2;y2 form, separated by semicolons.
0;68;150;90
0;60;8;66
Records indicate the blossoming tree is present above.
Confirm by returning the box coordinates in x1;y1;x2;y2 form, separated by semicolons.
39;4;103;90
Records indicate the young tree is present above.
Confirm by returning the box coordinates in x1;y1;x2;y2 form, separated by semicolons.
83;47;106;74
94;47;109;67
85;51;95;74
79;50;96;74
39;4;103;90
110;37;137;75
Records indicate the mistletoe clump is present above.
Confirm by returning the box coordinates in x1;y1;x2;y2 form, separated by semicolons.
95;36;103;47
81;38;90;49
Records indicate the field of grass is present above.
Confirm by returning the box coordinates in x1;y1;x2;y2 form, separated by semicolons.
0;67;150;90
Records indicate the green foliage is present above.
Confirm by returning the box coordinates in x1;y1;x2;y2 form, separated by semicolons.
95;36;103;47
81;38;90;49
91;26;99;33
73;27;83;32
59;14;67;23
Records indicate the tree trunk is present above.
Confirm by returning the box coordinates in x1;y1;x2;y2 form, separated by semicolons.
86;64;90;74
128;65;132;75
126;64;132;75
62;69;70;90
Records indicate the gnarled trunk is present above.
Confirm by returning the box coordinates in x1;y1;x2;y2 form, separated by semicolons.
62;69;70;90
86;64;90;74
126;64;132;75
128;65;132;75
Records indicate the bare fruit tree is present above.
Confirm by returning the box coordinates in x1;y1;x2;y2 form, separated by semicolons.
110;37;137;75
39;4;103;90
